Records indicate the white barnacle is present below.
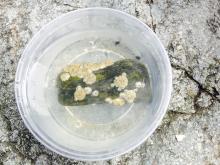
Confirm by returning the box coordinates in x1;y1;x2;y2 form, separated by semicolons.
119;92;126;98
83;73;96;85
113;72;128;91
60;72;70;81
122;72;127;76
105;97;112;104
120;89;136;103
84;87;92;94
135;81;145;88
62;60;114;86
92;90;99;97
110;83;115;88
112;98;125;106
135;81;142;88
74;86;86;101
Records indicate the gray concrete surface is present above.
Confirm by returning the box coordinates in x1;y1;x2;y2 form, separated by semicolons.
0;0;220;164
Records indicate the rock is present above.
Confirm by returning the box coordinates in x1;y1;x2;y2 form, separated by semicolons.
35;155;49;165
196;92;213;108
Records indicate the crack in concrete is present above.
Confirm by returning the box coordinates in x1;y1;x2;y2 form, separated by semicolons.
207;5;220;35
63;3;78;9
146;0;156;32
168;40;220;105
164;39;219;120
164;100;216;129
135;7;140;17
171;63;220;103
145;0;154;5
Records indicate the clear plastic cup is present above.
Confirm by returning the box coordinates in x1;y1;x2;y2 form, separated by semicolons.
15;8;172;160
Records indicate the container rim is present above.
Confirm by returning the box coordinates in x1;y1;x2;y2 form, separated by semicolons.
15;7;172;161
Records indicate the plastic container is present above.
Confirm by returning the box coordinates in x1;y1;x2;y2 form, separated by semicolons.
15;8;172;160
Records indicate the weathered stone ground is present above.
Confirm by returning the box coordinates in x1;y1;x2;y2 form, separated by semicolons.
0;0;220;164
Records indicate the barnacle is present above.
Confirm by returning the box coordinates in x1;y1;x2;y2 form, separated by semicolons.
74;86;86;101
113;72;128;91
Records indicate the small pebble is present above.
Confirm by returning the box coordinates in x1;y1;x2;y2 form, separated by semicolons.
136;56;141;60
115;41;120;45
175;134;185;142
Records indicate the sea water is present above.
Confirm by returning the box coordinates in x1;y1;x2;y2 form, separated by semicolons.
27;31;153;141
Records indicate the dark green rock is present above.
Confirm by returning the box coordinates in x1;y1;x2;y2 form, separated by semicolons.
57;59;149;106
